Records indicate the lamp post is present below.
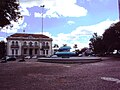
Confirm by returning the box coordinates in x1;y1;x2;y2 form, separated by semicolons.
40;5;45;34
40;5;45;56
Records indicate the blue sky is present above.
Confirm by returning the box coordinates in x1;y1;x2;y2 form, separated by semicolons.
0;0;119;49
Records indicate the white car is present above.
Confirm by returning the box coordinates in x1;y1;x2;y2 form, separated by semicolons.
50;55;58;58
32;56;37;59
25;56;30;59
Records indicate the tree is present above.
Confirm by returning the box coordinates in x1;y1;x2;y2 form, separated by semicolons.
90;33;105;54
90;21;120;55
53;44;59;54
73;44;78;51
53;44;59;48
63;44;67;47
0;0;22;28
103;22;120;53
0;41;6;59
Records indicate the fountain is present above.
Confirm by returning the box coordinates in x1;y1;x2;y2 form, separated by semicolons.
38;45;102;63
55;45;78;58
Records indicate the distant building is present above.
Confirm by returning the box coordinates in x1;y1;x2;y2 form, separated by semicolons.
6;33;52;58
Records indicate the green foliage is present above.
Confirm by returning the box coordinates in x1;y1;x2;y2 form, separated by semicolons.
0;0;22;28
73;44;78;49
103;22;120;52
90;21;120;55
90;33;105;54
0;41;6;59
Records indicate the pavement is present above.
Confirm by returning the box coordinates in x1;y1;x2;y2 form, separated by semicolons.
0;57;120;90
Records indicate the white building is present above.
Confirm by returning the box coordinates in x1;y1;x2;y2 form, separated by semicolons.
6;33;53;58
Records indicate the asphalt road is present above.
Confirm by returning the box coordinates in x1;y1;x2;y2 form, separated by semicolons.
0;58;120;90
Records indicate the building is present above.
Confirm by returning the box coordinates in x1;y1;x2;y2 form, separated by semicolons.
6;33;53;58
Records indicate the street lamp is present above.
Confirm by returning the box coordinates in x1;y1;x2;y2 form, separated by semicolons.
40;5;45;56
40;5;45;34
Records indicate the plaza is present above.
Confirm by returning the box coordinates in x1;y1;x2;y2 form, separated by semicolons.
0;57;120;90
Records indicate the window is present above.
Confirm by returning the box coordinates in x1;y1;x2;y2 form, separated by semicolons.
16;49;18;55
12;41;14;45
16;41;18;46
23;42;27;46
46;50;48;55
12;49;14;55
43;50;45;55
24;49;27;54
35;42;38;46
46;42;49;46
29;42;33;47
35;49;38;54
42;42;45;46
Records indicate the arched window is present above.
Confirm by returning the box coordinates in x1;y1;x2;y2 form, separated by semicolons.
35;42;38;46
29;42;33;46
42;42;45;46
12;41;14;45
23;42;27;46
46;42;49;46
16;41;18;45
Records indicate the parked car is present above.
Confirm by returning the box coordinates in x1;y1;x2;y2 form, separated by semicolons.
2;56;16;61
50;55;58;58
32;56;37;59
25;56;30;59
7;57;16;61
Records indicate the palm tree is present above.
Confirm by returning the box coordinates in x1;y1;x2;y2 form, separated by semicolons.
53;44;59;54
73;44;78;51
53;44;59;48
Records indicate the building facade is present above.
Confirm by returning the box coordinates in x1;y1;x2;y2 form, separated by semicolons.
6;33;53;58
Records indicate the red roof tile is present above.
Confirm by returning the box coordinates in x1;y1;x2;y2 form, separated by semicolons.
8;33;51;38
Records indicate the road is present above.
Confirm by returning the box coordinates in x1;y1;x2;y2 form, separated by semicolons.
0;58;120;90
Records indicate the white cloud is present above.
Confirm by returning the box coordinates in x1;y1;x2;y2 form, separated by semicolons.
52;33;91;50
44;0;87;17
20;7;30;16
20;22;28;30
42;19;118;49
86;0;105;2
67;21;75;25
34;12;42;17
20;0;87;18
71;19;118;36
19;0;43;16
0;18;24;33
0;37;4;39
0;37;6;42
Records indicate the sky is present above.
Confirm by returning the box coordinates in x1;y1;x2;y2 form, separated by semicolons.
0;0;119;49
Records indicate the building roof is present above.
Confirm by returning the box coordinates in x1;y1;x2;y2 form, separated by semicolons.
7;33;52;41
12;33;50;38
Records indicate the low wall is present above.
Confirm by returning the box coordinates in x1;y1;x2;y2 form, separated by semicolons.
37;57;102;64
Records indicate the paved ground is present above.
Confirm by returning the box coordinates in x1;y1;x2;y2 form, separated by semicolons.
0;58;120;90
